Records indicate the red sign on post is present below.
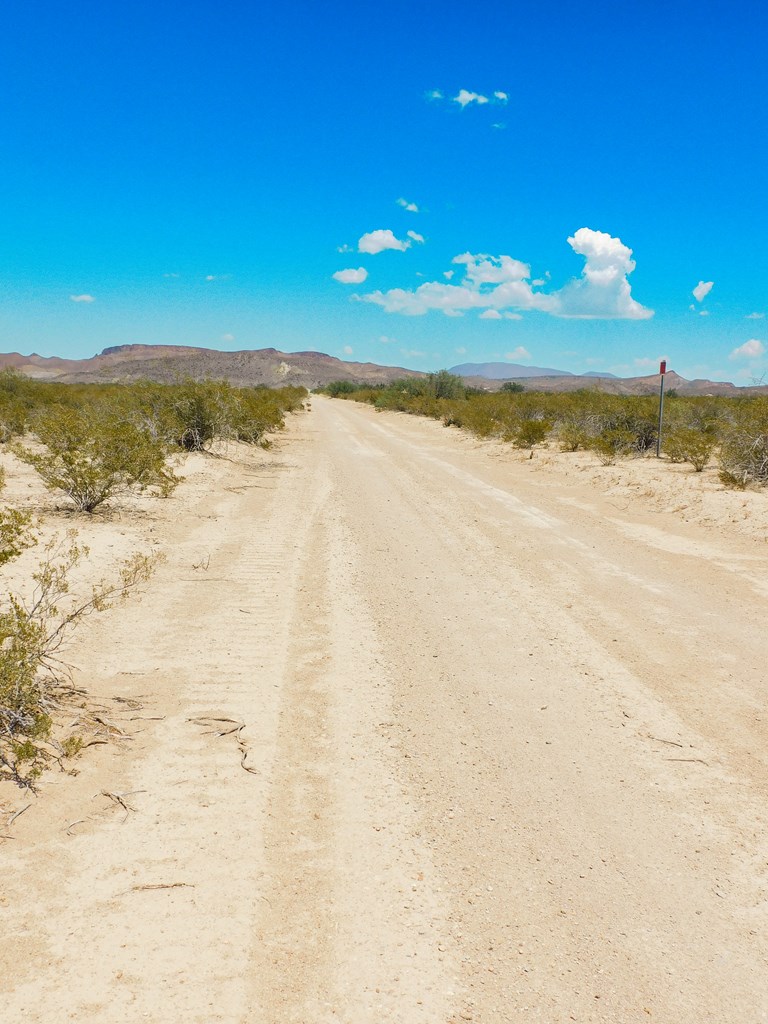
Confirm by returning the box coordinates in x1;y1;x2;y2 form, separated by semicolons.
659;360;667;375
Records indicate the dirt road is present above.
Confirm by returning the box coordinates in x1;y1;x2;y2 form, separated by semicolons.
3;395;768;1023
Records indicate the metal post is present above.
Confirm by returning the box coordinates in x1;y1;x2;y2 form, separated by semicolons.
656;360;667;457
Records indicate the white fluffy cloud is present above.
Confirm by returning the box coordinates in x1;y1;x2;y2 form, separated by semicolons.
692;280;714;302
358;229;410;254
333;267;368;285
70;294;94;302
729;339;765;360
506;347;531;360
359;228;652;320
479;309;502;319
343;345;354;355
397;197;419;212
453;89;489;107
554;228;653;319
494;91;508;103
407;230;425;244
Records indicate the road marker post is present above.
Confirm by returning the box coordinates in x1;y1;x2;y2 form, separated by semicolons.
656;360;667;458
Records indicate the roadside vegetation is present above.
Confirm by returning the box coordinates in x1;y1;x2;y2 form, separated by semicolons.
319;373;768;488
0;372;306;786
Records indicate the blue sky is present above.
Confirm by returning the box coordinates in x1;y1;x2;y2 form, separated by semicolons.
1;0;766;382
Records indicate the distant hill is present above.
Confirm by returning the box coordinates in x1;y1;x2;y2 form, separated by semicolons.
0;345;424;389
0;345;764;397
450;361;618;380
450;361;571;379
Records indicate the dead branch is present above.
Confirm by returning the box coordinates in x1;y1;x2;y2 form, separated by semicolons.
665;757;709;765
7;804;31;828
129;882;195;892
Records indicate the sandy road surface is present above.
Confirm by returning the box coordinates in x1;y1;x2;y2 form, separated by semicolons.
2;395;768;1023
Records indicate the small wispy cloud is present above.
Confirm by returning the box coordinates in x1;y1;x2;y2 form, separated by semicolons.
400;348;426;358
729;339;765;360
70;294;95;303
163;272;180;279
428;88;509;109
455;347;467;355
454;89;489;108
396;197;419;212
333;267;368;285
746;311;765;319
337;243;353;254
406;230;425;244
506;347;531;361
692;280;713;302
443;270;454;280
479;309;502;319
343;345;354;355
221;333;235;342
358;229;410;254
378;335;395;344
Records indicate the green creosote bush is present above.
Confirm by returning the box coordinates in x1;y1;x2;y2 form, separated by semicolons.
588;428;637;466
0;467;37;567
509;418;552;450
717;398;768;488
663;427;716;471
162;378;301;451
0;532;162;787
12;404;178;512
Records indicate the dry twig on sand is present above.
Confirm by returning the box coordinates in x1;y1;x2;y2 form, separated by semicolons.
189;715;260;775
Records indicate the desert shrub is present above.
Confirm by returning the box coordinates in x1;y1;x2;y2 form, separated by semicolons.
510;418;552;449
664;428;716;471
324;380;359;397
0;507;35;566
166;378;238;451
425;370;467;400
500;381;525;393
13;404;178;512
558;420;594;451
717;399;768;487
0;534;160;786
588;428;636;465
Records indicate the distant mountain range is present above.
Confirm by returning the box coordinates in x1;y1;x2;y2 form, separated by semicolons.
449;361;617;380
0;345;763;397
0;345;423;389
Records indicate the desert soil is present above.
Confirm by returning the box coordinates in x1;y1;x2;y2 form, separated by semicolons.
2;395;767;1023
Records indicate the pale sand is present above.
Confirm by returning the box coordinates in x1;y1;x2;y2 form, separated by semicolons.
1;396;767;1023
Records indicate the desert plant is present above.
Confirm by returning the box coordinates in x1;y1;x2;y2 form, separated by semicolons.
13;405;178;512
0;533;161;786
589;428;636;465
718;404;768;487
664;428;716;471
